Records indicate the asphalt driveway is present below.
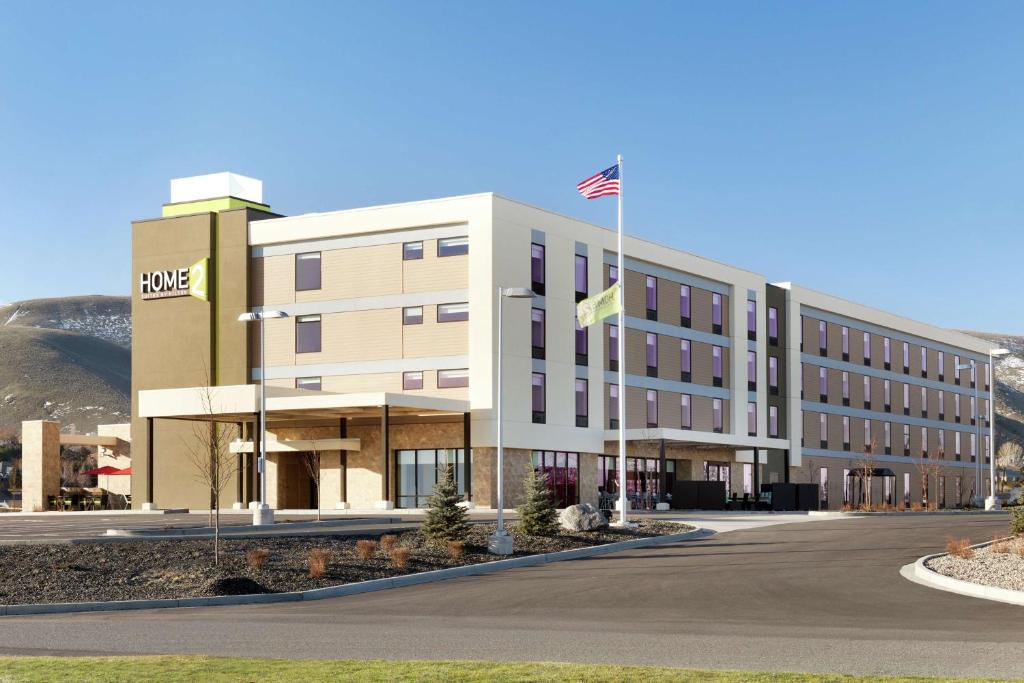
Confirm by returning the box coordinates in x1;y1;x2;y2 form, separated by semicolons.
0;514;1019;678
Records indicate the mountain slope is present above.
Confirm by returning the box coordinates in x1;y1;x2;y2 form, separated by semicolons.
958;331;1024;448
0;295;130;347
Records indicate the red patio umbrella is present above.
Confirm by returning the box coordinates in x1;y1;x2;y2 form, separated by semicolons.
83;465;120;476
111;467;132;475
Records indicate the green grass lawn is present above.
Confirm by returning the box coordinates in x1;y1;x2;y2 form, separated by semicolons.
0;657;1016;683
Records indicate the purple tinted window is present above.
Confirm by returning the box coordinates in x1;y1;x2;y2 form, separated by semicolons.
295;252;321;291
574;255;587;296
769;356;778;387
747;402;756;436
769;405;778;436
768;307;778;340
712;346;722;379
747;351;756;380
864;376;871;401
438;237;468;257
402;371;423;390
296;377;321;391
295;315;321;354
437;302;468;322
680;285;691;319
713;399;723;431
609;384;619;418
680;340;691;373
842;371;849;399
841;326;849;354
681;394;691;428
863;332;871;359
712;293;722;326
819;367;827;396
531;373;545;412
645;276;657;311
646;333;657;368
402;241;423;260
575;379;588;418
531;308;545;349
531;244;544;286
438;369;469;388
608;265;618;286
747;300;756;333
646;390;657;426
884;337;891;363
608;325;619;362
575;318;587;357
843;416;850;443
903;342;910;368
818;321;827;351
903;383;909;408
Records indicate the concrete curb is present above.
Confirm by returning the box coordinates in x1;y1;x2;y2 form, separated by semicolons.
810;510;1007;518
901;539;1024;607
0;526;713;617
103;517;402;538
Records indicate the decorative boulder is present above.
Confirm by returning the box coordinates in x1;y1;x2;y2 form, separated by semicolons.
559;503;609;532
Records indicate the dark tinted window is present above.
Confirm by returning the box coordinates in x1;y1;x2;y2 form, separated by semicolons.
295;252;321;291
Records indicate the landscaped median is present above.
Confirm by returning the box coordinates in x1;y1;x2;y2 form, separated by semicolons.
0;521;705;616
0;656;1012;683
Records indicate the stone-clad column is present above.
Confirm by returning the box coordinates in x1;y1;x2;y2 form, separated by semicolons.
21;420;60;512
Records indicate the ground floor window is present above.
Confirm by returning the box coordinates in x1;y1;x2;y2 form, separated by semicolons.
598;456;675;509
533;451;578;508
742;463;753;495
395;449;466;508
843;469;850;504
819;467;828;508
904;473;911;507
704;461;731;494
938;476;946;509
884;476;892;505
956;476;962;506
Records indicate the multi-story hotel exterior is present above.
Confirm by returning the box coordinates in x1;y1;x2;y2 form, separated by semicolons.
130;173;996;511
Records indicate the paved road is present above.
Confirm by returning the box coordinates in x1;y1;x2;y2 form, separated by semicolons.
0;515;1020;678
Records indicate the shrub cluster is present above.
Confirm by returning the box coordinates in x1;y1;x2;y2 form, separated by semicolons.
1010;507;1024;536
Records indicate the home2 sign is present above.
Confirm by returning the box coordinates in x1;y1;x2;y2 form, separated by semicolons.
139;258;210;301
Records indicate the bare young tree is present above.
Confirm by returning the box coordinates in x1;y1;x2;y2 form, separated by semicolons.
184;382;240;566
300;435;323;522
852;438;879;510
997;441;1024;492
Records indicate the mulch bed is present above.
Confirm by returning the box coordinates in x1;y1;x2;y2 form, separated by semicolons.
0;520;688;606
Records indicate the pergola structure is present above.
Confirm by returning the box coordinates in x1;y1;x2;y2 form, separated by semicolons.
137;385;471;509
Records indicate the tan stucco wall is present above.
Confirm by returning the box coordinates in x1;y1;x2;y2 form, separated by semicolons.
20;420;60;512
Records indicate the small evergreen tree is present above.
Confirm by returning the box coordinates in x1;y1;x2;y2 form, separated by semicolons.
517;470;559;536
421;465;469;544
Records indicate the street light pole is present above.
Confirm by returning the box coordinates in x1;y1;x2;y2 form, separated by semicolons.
489;286;534;556
986;348;1010;510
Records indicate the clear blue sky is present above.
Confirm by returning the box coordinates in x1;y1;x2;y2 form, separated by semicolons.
1;1;1021;332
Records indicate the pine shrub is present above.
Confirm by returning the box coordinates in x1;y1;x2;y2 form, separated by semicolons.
517;470;559;537
421;465;469;544
1010;507;1024;536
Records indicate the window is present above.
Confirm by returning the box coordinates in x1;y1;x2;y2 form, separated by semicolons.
531;308;545;359
396;448;467;508
984;399;990;427
970;433;977;461
955;393;961;422
921;427;928;456
884;422;892;454
599;456;671;507
296;376;321;391
863;332;871;365
864;420;872;451
768;307;779;344
575;379;588;427
863;376;871;409
743;463;753;495
574;255;588;302
920;347;928;378
884;379;891;411
680;285;691;327
769;405;779;437
530;243;545;295
575;318;588;365
819;413;827;447
820;468;829;508
904;472;911;507
402;371;423;390
608;324;619;371
438;369;469;388
884;337;891;369
954;355;961;385
645;276;657;320
818;321;827;356
970;361;977;388
902;341;910;373
939;429;945;456
712;346;723;387
938;390;944;420
841;371;849;406
681;394;692;429
747;402;756;436
938;351;945;381
609;384;619;429
970;395;976;425
985;363;991;391
532;373;546;423
747;351;756;391
902;383;910;416
295;314;321;353
646;390;658;428
295;252;321;291
903;424;911;456
532;451;580;508
819;367;827;402
842;416;850;450
844;469;851;504
955;431;961;460
402;241;423;260
841;326;849;360
437;302;469;322
608;264;619;286
747;300;756;341
680;340;692;382
402;306;423;325
712;398;723;433
438;236;468;257
712;293;723;334
768;356;778;394
920;386;927;418
646;332;658;377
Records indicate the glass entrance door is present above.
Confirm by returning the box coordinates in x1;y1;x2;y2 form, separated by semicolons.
395;449;466;508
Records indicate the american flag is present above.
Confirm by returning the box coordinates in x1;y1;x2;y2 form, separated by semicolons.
576;164;620;199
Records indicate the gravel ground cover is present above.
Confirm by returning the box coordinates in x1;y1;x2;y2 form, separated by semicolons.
926;536;1024;591
0;520;688;606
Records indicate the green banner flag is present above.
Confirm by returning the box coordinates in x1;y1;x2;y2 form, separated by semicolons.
576;281;622;327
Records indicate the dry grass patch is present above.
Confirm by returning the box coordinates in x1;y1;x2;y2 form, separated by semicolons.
356;539;377;561
245;548;270;570
308;549;331;578
945;537;973;559
446;540;465;561
389;547;411;569
379;534;398;553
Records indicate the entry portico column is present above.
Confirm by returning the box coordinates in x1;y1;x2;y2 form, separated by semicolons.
376;405;393;509
20;420;60;512
143;417;156;510
337;418;349;510
463;412;472;505
658;438;667;506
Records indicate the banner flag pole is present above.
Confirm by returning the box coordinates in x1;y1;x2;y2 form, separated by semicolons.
615;153;628;526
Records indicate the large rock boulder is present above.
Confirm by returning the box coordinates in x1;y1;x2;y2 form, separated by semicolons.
559;503;609;532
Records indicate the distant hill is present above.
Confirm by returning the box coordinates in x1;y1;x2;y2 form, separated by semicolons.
957;331;1024;449
0;296;130;434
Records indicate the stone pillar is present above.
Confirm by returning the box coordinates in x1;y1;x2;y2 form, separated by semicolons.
264;453;281;509
21;420;60;512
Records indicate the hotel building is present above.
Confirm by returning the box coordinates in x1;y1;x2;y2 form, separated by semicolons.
130;173;997;511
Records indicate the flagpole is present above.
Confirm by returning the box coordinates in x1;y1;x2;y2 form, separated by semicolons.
615;153;628;526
